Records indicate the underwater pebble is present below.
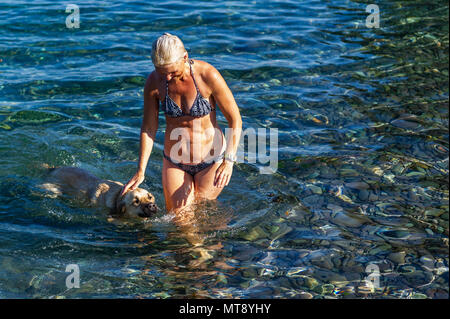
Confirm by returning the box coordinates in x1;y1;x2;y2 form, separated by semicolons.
327;204;343;213
419;256;435;271
345;181;370;190
308;185;323;194
304;276;319;289
316;270;348;284
369;244;392;255
242;268;258;278
424;208;444;217
340;169;359;177
358;190;370;201
239;226;266;241
314;283;334;295
296;292;313;299
332;211;368;228
390;119;421;129
310;256;334;270
388;251;406;264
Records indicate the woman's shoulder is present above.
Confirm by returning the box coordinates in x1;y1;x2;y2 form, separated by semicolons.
146;70;161;86
145;70;165;90
192;59;216;73
144;71;163;98
191;59;221;85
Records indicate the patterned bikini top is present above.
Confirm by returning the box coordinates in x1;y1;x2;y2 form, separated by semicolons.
161;59;215;118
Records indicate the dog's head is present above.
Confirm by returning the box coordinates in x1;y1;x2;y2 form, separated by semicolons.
114;188;158;218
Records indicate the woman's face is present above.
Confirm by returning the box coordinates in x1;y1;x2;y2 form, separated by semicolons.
155;58;186;82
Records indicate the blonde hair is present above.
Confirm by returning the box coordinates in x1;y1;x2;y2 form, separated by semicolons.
151;33;187;67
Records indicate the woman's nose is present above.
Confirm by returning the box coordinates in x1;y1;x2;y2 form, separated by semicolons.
166;75;172;81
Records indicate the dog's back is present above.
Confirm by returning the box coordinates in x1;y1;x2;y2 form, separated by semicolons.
41;166;125;207
40;166;103;202
48;167;99;190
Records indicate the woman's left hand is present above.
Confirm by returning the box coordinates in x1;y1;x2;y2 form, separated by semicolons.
214;160;234;188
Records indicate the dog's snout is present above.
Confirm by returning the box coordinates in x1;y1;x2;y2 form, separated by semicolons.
139;202;158;218
146;202;158;212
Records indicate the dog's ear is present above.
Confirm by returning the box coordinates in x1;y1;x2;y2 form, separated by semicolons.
111;201;126;216
119;202;126;215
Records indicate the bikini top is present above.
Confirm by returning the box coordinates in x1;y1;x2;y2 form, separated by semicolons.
161;59;215;118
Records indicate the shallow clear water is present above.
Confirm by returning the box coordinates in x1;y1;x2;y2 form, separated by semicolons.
0;0;448;299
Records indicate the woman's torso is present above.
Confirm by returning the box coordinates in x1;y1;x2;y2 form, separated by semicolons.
156;59;226;164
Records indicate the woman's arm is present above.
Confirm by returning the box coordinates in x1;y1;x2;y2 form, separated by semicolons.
137;74;159;174
121;73;159;195
203;63;242;188
205;64;242;159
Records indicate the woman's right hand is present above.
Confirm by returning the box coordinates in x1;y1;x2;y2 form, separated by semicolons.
120;171;145;196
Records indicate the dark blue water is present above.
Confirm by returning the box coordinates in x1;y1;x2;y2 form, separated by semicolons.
0;0;448;298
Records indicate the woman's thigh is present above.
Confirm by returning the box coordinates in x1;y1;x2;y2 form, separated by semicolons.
194;159;226;200
162;157;195;212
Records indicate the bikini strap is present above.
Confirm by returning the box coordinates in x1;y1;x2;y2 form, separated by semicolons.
189;59;200;93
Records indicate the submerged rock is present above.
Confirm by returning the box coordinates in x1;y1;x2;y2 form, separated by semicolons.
331;211;369;228
345;181;370;190
314;283;335;295
390;119;421;129
296;292;313;299
307;185;323;194
304;276;319;289
6;110;69;125
239;226;266;241
388;251;406;264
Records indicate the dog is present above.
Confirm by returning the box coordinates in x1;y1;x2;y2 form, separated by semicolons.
38;166;158;218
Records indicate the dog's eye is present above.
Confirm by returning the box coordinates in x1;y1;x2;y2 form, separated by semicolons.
133;198;140;205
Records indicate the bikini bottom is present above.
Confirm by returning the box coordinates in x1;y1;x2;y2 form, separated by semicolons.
163;151;225;177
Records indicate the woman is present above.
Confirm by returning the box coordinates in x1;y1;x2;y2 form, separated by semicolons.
121;33;242;214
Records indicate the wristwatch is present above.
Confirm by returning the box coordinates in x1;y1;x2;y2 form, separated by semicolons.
224;153;237;163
